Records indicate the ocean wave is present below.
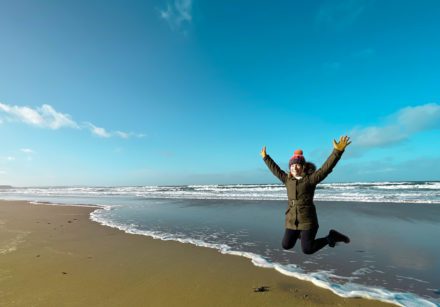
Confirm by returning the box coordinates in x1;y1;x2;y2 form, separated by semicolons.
1;182;439;204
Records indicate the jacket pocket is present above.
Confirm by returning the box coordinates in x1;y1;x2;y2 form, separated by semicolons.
285;208;291;215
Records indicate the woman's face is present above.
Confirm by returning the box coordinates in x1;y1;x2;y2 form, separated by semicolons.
290;163;304;177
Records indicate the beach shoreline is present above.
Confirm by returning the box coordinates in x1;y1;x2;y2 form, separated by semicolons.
0;200;394;306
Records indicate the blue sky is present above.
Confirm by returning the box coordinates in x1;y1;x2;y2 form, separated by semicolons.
0;0;439;186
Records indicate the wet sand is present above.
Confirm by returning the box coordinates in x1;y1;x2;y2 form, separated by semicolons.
0;200;393;306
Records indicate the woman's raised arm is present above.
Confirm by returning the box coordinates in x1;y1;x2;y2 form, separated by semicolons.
261;146;287;184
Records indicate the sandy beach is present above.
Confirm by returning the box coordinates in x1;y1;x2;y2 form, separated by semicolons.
0;200;394;306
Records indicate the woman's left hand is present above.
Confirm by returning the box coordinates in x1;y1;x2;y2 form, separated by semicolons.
333;136;351;151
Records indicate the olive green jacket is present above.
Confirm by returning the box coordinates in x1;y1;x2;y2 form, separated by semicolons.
263;149;343;230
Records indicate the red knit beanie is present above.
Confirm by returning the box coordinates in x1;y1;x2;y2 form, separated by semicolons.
289;149;305;166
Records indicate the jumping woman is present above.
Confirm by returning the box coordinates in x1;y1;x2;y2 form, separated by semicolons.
261;136;351;255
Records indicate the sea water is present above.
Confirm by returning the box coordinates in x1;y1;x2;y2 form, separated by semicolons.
1;182;439;306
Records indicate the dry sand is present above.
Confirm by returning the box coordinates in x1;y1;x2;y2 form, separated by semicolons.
0;200;393;306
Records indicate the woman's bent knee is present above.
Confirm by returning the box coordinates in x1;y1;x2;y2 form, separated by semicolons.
282;241;295;250
302;246;315;255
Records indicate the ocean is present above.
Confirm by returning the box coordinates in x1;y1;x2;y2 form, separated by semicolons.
1;181;439;306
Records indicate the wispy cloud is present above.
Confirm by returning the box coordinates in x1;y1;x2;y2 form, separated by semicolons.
115;131;129;139
159;0;193;31
84;124;146;139
85;122;112;138
316;0;372;30
20;148;35;161
350;103;440;151
115;131;146;139
0;102;144;139
0;102;78;129
21;148;35;154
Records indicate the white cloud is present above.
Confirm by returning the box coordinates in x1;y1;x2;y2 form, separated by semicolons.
21;148;35;154
159;0;193;30
0;102;78;129
40;104;79;129
396;103;440;132
0;101;145;139
0;170;6;175
351;125;406;148
350;103;440;149
175;0;192;21
83;124;145;139
20;148;35;161
115;131;147;139
160;5;172;20
84;124;143;139
115;131;129;139
85;122;111;138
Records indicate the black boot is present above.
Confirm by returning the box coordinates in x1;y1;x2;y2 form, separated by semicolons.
327;229;350;248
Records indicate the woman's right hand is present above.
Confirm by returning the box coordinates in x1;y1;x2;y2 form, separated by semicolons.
260;146;267;158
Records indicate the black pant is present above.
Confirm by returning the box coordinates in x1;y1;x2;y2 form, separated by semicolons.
282;228;328;255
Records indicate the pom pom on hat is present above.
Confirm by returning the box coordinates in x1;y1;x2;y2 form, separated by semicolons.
289;149;305;166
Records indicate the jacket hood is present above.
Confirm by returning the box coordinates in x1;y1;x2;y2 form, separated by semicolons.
303;161;316;175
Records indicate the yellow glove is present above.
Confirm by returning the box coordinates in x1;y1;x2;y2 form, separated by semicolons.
333;136;351;152
260;146;267;158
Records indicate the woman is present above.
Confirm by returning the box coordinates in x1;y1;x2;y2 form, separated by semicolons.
261;136;351;255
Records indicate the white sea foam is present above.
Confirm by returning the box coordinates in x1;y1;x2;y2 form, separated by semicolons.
29;201;103;209
1;182;439;204
396;275;430;284
89;207;439;307
352;267;374;276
